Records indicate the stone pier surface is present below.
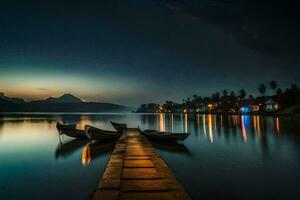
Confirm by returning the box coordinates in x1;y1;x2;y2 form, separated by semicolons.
93;128;191;200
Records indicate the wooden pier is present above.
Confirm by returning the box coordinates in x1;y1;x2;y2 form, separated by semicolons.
92;128;191;200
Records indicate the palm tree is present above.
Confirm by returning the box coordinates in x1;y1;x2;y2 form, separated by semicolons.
230;91;236;97
192;94;198;101
270;80;278;94
276;88;283;96
212;92;220;102
258;84;267;96
222;90;228;97
239;89;246;100
291;84;299;93
230;91;236;102
186;98;191;106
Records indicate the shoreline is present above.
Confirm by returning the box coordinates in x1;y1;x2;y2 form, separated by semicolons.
0;111;299;117
135;111;300;117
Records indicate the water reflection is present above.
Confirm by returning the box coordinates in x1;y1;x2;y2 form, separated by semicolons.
82;146;91;166
184;113;188;133
208;114;213;143
56;138;116;166
159;113;165;132
203;114;207;137
138;113;300;152
55;138;89;159
151;141;192;156
241;115;248;142
275;117;280;133
1;113;300;200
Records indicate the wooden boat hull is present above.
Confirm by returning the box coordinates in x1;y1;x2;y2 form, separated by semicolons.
56;122;87;139
59;129;87;139
56;122;76;131
110;121;127;133
138;128;190;142
85;125;120;142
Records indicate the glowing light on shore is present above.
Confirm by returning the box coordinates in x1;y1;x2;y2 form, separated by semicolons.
203;115;207;137
232;115;238;128
241;116;248;142
197;114;200;128
159;113;165;132
276;117;280;133
171;114;174;132
220;115;223;126
214;115;217;131
253;116;261;138
184;113;188;133
208;114;213;143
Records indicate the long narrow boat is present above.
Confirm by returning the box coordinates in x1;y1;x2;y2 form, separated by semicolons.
110;121;127;133
85;125;120;141
56;122;76;132
56;122;87;139
138;127;190;142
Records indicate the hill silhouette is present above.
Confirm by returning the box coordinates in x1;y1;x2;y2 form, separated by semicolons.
45;93;83;103
0;93;130;113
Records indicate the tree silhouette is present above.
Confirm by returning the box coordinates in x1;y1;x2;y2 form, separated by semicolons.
192;94;198;101
186;98;191;106
291;84;299;93
239;89;246;99
276;88;283;96
212;92;220;102
230;91;236;97
258;84;267;96
270;80;278;94
222;90;228;97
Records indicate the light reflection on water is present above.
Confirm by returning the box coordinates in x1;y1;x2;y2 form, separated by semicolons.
0;113;300;199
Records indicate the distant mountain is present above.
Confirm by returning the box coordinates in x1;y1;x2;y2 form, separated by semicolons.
0;92;131;113
45;93;83;103
0;97;14;104
0;93;25;104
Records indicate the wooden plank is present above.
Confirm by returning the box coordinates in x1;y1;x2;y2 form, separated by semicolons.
93;128;191;200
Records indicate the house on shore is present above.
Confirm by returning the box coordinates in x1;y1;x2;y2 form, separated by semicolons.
265;99;280;112
238;99;262;113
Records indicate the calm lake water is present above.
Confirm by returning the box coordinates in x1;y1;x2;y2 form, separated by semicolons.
0;113;300;199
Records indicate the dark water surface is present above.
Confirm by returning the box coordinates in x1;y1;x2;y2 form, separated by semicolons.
0;113;300;199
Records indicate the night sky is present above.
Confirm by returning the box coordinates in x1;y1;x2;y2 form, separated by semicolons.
0;0;299;105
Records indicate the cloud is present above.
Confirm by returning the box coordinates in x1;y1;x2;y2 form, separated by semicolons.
36;88;49;91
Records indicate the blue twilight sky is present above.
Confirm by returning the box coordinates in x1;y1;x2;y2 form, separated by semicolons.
0;0;299;105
